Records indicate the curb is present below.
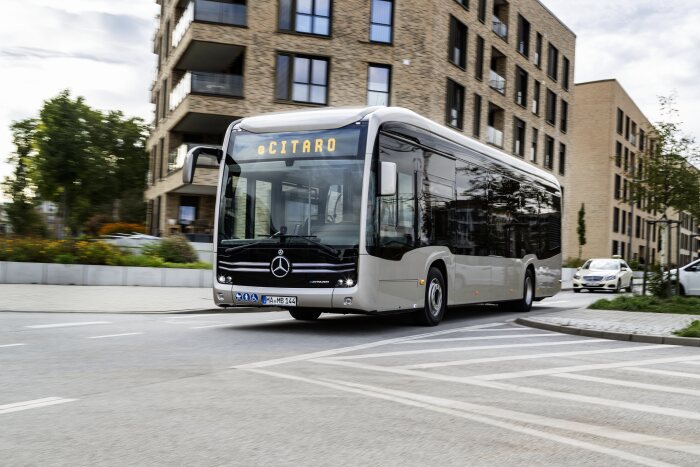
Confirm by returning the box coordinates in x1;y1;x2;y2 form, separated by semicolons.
515;317;700;347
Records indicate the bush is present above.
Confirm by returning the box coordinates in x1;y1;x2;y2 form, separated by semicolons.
98;222;146;237
144;234;199;263
589;295;700;315
675;320;700;338
0;238;122;265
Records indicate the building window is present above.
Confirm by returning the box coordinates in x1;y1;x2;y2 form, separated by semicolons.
612;240;619;256
621;209;627;234
535;33;543;68
624;147;629;171
517;15;530;57
475;35;485;80
455;0;469;9
478;0;486;23
558;143;566;175
562;56;570;91
615;141;622;167
614;174;621;199
513;118;526;157
530;128;538;162
631;121;637;145
544;135;554;170
613;207;620;233
623;178;628;201
279;0;331;36
545;89;556;125
473;93;482;138
560;99;568;133
370;0;393;43
532;80;540;115
367;64;391;106
636;215;641;239
275;53;329;104
547;43;559;81
625;115;630;140
515;66;528;107
446;79;465;129
616;108;624;134
640;129;646;151
449;16;468;69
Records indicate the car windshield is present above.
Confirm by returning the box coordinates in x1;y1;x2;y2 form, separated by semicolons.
218;126;367;250
583;260;619;271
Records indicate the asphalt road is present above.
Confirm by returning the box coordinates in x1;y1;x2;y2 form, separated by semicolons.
2;291;699;466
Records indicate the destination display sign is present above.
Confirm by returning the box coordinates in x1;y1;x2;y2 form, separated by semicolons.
231;127;364;160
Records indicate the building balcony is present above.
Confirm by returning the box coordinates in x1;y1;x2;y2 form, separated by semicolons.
487;126;504;147
489;70;506;94
168;143;219;173
169;71;243;112
172;0;247;48
492;15;508;39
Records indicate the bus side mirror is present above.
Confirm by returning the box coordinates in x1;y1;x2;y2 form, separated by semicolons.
183;146;224;184
380;161;397;196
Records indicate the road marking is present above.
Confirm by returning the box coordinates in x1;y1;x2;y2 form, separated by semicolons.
624;367;700;380
191;323;231;329
398;333;560;344
248;369;675;467
328;339;606;361
399;344;671;370
87;333;142;339
313;359;700;422
0;397;77;415
683;361;700;366
472;355;700;381
165;314;221;320
233;323;504;369
25;321;111;329
0;344;26;348
552;373;700;397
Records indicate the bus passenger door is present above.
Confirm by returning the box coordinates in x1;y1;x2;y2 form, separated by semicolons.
454;161;492;304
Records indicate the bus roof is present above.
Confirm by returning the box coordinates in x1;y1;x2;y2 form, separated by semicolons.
235;106;560;188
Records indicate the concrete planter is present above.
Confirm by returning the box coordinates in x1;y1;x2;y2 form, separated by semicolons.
0;261;211;288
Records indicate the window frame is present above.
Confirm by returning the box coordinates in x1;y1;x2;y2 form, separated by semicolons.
369;0;394;44
278;0;333;37
275;52;330;105
513;117;526;158
367;63;392;106
475;35;485;80
545;89;557;126
517;14;530;58
547;43;559;81
560;99;568;133
448;15;468;69
473;93;483;138
515;66;528;108
445;79;465;130
544;135;554;170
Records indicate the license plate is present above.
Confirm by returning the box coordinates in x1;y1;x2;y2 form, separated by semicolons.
585;283;601;287
262;295;297;306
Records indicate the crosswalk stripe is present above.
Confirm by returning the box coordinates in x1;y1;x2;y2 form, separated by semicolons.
552;373;700;397
0;397;76;415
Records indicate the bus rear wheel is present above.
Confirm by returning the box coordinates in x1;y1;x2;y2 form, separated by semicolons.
413;267;446;326
288;308;322;321
498;270;535;313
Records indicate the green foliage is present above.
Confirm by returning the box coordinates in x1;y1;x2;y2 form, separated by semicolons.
577;203;586;258
648;269;673;298
143;234;199;263
7;90;149;236
589;295;700;315
563;257;586;268
675;320;700;338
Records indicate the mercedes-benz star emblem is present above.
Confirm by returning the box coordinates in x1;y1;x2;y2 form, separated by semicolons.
278;249;284;255
271;256;291;278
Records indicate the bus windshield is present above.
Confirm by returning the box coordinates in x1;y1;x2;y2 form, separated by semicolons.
218;126;366;250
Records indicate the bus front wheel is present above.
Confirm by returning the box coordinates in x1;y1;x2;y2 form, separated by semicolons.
288;308;322;321
413;267;446;326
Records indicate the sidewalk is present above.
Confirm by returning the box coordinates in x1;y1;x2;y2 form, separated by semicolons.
0;284;225;313
517;308;700;347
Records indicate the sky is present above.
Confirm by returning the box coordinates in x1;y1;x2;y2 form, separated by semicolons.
1;0;700;200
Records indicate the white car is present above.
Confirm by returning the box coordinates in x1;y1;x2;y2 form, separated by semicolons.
677;258;700;296
572;258;634;293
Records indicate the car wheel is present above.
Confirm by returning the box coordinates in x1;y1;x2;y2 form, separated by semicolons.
614;280;621;293
413;267;446;326
288;308;322;321
679;284;686;296
573;288;581;293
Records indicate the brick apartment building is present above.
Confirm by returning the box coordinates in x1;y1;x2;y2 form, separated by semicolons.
146;0;576;245
569;79;700;266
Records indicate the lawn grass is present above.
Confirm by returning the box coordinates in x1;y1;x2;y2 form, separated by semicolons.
588;295;700;315
675;320;700;338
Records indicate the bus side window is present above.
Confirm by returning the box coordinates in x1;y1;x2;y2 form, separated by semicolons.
455;161;489;256
538;190;562;258
489;172;521;258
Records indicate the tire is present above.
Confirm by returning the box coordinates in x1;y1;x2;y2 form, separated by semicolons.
413;267;446;326
680;284;686;296
288;308;322;321
498;269;535;313
614;280;621;293
573;288;581;293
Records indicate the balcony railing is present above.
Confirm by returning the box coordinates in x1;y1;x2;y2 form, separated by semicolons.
172;0;247;48
168;143;220;173
489;69;506;94
492;15;508;39
169;71;244;111
487;126;504;147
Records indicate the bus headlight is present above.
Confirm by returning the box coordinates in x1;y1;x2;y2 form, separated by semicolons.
336;276;356;288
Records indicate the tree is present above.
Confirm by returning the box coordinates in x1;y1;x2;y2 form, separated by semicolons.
1;119;46;236
577;203;586;258
21;90;149;236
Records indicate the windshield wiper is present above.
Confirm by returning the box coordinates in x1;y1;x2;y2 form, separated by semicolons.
223;240;270;255
270;234;340;257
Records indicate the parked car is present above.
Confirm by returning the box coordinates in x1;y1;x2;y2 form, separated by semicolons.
572;257;633;293
674;258;700;296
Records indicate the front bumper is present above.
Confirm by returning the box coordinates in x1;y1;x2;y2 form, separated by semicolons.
572;278;619;290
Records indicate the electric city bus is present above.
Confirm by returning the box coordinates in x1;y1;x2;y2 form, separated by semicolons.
183;107;562;326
